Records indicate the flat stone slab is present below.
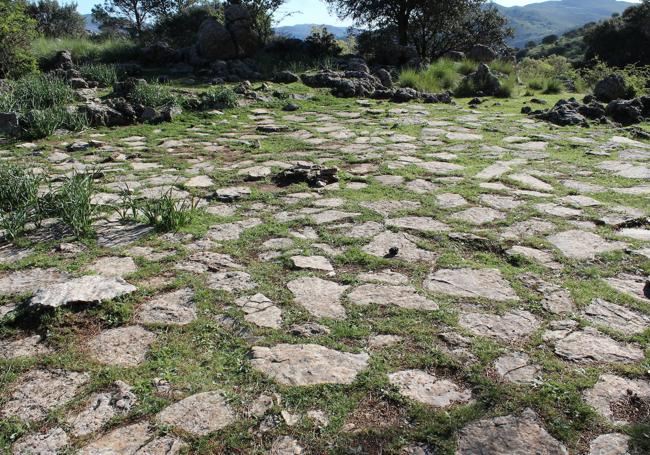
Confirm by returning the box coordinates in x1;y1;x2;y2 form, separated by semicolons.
459;310;540;341
78;421;185;455
388;369;472;407
500;219;555;241
0;268;69;296
271;436;304;455
87;326;156;367
30;275;137;308
358;269;409;285
457;408;568;455
507;245;562;270
550;327;643;363
588;433;630;455
291;255;334;271
207;218;262;241
88;256;137;278
424;268;519;301
494;352;541;384
604;273;650;302
584;374;650;425
347;284;438;310
13;427;69;455
360;200;421;216
363;231;438;262
157;391;235;436
67;381;136;437
435;193;468;208
582;298;650;335
0;335;52;359
451;207;505;225
287;277;348;319
508;173;554;192
235;293;283;328
0;369;90;421
206;271;257;293
250;344;369;386
311;210;360;225
136;288;197;325
547;230;627;260
385;216;450;233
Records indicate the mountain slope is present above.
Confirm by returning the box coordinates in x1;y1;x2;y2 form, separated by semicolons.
493;0;634;48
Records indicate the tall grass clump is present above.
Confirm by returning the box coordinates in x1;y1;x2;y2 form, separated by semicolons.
0;164;42;240
399;59;460;92
55;172;96;238
130;83;178;108
201;86;238;109
31;37;140;65
140;189;198;232
79;63;119;86
8;74;74;111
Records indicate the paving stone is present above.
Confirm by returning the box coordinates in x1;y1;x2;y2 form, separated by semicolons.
235;293;283;329
87;326;156;367
508;173;554;192
207;218;262;241
291;255;334;271
507;245;562;269
185;175;214;188
547;230;627;260
95;221;154;248
494;352;541;384
417;161;465;174
344;221;384;238
157;391;235;436
0;243;32;265
88;256;137;277
550;327;643;363
368;334;404;348
348;284;438;310
452;207;506;225
388;369;472;407
0;369;90;421
584;374;650;425
500;219;555;240
287;277;348;319
406;179;438;194
435;193;468;208
358;269;409;285
12;427;69;455
534;203;582;218
519;273;575;315
605;273;650;302
206;271;257;293
424;268;519;301
311;210;361;225
479;194;524;210
78;421;185;455
136;288;197;325
458;310;539;341
385;216;450;233
67;381;137;437
588;433;631;455
271;436;304;455
29;275;137;309
0;335;52;359
582;298;650;335
0;268;69;296
363;231;438;262
360;200;421;216
457;408;567;455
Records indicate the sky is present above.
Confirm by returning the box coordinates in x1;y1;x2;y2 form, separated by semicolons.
72;0;608;26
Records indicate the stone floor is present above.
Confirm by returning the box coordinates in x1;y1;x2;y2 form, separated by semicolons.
1;89;649;454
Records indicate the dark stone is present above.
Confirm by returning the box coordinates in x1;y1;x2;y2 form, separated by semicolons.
468;44;497;63
606;99;644;125
460;64;501;96
273;71;299;84
49;50;74;71
273;163;339;188
374;68;393;88
594;74;630;103
142;42;179;65
0;112;21;136
69;78;88;89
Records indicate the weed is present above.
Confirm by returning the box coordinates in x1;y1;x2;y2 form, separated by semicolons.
130;83;178;109
543;79;564;94
0;207;30;241
201;86;238;110
7;74;74;111
139;189;198;232
0;164;41;212
22;107;88;140
56;172;97;238
78;63;119;87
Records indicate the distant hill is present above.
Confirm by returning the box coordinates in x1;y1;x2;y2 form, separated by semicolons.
273;24;357;40
493;0;634;48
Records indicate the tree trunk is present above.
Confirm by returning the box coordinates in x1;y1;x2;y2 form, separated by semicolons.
397;14;409;46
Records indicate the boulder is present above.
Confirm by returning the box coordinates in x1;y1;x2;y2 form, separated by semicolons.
198;18;238;60
468;44;497;63
50;50;74;71
69;78;88;89
0;112;20;136
273;70;299;84
532;99;589;127
460;63;501;96
196;4;259;60
141;41;178;65
606;98;644;125
374;68;393;88
444;50;466;61
81;102;128;127
594;74;630;103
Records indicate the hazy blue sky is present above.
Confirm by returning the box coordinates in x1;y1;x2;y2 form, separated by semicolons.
72;0;614;25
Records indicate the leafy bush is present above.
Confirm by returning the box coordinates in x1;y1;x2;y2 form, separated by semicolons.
201;86;238;109
129;83;178;108
78;63;120;86
579;58;649;94
0;0;38;79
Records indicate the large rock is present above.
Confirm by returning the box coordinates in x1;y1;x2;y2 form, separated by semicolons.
468;44;497;63
197;4;259;60
250;343;369;386
606;98;644;125
29;275;137;308
594;74;629;103
457;408;568;454
157;391;235;436
459;64;501;96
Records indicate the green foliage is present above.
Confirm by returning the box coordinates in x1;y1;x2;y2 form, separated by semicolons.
27;0;86;38
7;74;75;111
542;78;564;94
129;83;178;108
31;37;141;65
56;171;96;238
139;189;198;232
399;59;460;92
22;107;89;140
305;26;343;58
78;63;120;86
0;164;43;240
579;58;649;94
201;86;238;109
0;0;38;79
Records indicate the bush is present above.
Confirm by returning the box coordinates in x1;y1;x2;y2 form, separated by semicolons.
579;59;649;94
79;63;120;86
399;59;460;92
27;0;86;38
201;86;238;109
305;27;342;58
0;0;38;79
543;79;564;94
129;83;178;108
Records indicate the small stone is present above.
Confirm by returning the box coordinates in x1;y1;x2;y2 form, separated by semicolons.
235;293;283;329
291;255;334;271
368;334;404;348
251;344;369;386
186;175;214;188
289;322;331;337
271;436;304;455
157;391;235;436
87;326;156;367
389;369;472;407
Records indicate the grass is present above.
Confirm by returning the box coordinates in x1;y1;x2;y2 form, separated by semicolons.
129;83;179;109
139;189;199;232
78;63;120;87
201;86;238;109
56;172;97;238
22;107;89;139
31;37;140;66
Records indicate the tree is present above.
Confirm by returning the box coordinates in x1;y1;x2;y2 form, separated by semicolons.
305;26;342;57
92;0;161;38
0;0;38;79
324;0;511;61
27;0;86;38
585;0;650;67
542;34;558;45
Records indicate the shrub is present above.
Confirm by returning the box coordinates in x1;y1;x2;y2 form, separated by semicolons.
0;164;42;240
129;83;178;108
0;0;38;79
543;79;564;94
9;74;75;111
305;27;342;58
78;63;120;86
399;59;460;92
201;86;238;109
